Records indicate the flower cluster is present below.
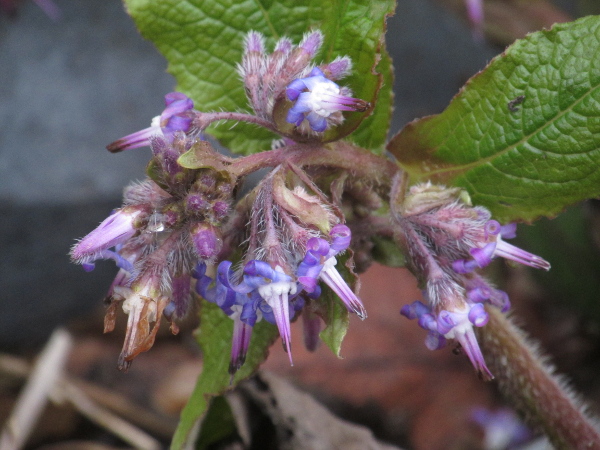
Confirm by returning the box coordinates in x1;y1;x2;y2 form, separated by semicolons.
395;183;550;380
193;223;362;376
238;30;369;134
71;110;234;370
72;29;551;385
72;85;366;373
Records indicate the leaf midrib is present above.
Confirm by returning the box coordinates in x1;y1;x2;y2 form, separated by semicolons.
421;78;600;178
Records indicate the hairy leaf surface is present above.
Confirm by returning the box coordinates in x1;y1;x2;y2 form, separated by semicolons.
125;0;395;155
388;16;600;222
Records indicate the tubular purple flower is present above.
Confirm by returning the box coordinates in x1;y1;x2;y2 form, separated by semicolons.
297;225;367;319
330;224;351;252
449;318;494;380
241;261;297;365
401;299;493;380
453;220;550;273
230;314;253;376
463;275;511;312
196;262;239;314
286;67;369;132
71;207;144;264
194;262;258;375
78;249;135;273
107;92;194;153
400;300;429;320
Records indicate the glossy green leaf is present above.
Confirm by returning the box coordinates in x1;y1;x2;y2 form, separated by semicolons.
172;300;278;449
124;0;395;155
388;16;600;223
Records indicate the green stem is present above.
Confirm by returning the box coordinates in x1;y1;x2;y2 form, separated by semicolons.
477;307;600;448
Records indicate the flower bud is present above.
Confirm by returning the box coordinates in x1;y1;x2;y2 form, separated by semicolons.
71;206;147;264
191;223;223;262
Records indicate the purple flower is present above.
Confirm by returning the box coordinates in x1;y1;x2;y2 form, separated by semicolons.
286;68;368;132
401;298;493;380
244;261;297;365
230;315;253;377
297;224;367;319
71;207;145;266
194;262;257;374
195;260;302;371
464;274;511;313
452;220;550;274
107;92;194;153
302;307;322;352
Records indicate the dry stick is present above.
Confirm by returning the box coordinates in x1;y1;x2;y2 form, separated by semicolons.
478;307;600;449
52;380;162;450
0;328;73;450
0;351;174;445
70;378;177;439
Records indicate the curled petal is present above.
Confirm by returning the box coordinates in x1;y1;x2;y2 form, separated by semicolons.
400;300;429;320
329;224;351;253
468;303;489;327
470;242;496;268
425;332;447;350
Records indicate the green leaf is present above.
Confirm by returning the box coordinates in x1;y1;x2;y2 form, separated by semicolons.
371;235;406;268
388;16;600;223
318;286;350;357
172;300;278;449
348;46;394;152
195;396;238;450
124;0;395;155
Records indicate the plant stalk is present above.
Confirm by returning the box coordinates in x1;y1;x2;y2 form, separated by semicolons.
478;307;600;448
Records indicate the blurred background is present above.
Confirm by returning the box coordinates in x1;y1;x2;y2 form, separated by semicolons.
1;0;599;448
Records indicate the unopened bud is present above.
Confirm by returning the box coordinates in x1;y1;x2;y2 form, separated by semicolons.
187;194;210;213
191;223;223;261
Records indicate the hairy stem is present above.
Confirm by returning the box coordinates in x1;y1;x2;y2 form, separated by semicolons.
193;111;280;135
229;141;399;184
477;307;600;448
